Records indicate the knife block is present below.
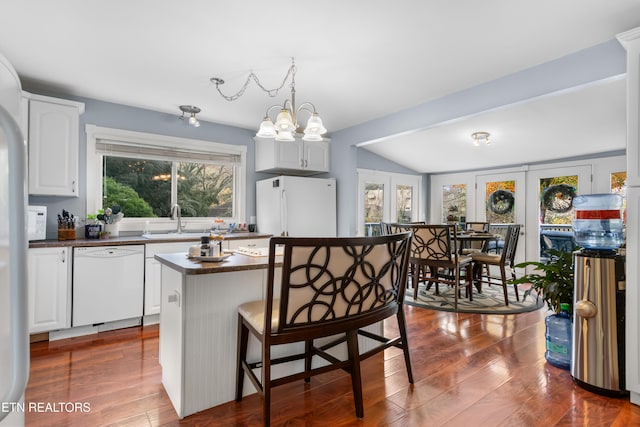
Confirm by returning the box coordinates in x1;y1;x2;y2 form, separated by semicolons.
58;227;76;241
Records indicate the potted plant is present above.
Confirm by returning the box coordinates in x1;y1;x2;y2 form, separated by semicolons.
98;206;124;237
510;248;575;313
84;213;102;239
510;248;576;370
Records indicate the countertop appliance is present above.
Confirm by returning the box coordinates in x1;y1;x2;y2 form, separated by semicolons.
0;52;28;426
27;205;47;241
256;176;336;237
72;245;145;327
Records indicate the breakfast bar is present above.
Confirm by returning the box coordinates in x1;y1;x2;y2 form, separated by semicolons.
155;250;385;419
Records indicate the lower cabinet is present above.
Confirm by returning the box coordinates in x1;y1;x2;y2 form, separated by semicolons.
145;242;196;316
27;247;71;333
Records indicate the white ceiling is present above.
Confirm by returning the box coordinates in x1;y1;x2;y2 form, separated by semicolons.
0;1;638;173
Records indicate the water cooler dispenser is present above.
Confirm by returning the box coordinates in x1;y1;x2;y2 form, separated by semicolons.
570;193;628;396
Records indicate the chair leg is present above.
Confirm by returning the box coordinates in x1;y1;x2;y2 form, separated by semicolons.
511;270;520;301
396;309;414;384
263;344;271;427
346;329;364;419
465;266;473;302
500;266;509;306
412;264;419;299
304;339;313;383
235;317;249;402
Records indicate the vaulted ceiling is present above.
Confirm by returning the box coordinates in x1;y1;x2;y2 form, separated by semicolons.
1;1;639;173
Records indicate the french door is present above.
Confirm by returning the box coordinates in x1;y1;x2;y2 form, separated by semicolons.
357;169;421;236
525;165;592;262
475;171;526;264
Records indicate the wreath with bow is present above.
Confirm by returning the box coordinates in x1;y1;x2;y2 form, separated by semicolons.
542;184;576;213
488;190;515;214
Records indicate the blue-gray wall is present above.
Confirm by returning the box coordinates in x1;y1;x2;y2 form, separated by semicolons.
28;38;627;238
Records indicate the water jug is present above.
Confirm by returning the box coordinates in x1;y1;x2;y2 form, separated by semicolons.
572;193;624;250
545;303;572;370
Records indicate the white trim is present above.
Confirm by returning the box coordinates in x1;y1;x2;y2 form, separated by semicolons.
23;91;85;114
85;124;247;233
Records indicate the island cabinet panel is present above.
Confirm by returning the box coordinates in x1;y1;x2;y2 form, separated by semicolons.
159;264;270;418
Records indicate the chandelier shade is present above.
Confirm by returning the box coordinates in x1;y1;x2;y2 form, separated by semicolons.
257;117;277;138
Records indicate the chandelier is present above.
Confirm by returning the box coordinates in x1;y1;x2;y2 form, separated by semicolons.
471;131;490;146
210;58;327;142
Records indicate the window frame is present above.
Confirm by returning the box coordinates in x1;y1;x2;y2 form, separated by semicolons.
85;124;246;234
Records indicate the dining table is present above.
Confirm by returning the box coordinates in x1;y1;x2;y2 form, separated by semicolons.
453;231;503;254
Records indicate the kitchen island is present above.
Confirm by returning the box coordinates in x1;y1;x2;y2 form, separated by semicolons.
155;251;384;419
155;251;284;418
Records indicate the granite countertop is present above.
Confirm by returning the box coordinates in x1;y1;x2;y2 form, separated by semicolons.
154;251;283;275
29;232;273;249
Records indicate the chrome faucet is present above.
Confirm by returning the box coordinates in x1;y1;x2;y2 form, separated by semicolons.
170;203;183;233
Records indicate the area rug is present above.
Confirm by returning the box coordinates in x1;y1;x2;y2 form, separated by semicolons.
404;283;543;314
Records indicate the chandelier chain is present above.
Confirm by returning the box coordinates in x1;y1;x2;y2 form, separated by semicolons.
213;60;297;102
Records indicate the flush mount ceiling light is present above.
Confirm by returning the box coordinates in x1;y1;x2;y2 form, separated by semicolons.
210;58;327;142
179;105;201;127
471;131;491;146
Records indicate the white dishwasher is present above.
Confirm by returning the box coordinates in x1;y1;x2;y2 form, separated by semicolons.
73;245;145;327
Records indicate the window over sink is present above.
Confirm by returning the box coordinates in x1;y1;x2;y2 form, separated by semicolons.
86;125;246;233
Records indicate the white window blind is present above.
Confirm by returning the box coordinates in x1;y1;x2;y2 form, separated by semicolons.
96;139;241;166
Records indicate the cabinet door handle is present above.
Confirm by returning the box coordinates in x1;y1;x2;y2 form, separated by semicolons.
61;249;66;263
72;180;76;193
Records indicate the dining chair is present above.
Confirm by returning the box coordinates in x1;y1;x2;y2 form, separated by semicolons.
382;221;425;235
470;224;521;305
398;224;473;309
461;222;490;254
235;232;414;426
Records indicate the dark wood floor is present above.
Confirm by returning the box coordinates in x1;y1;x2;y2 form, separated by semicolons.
25;305;640;426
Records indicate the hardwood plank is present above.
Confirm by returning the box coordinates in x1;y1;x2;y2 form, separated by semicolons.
24;306;640;426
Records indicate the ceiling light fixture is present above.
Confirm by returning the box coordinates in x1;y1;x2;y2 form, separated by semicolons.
210;58;327;142
179;105;201;127
471;131;491;146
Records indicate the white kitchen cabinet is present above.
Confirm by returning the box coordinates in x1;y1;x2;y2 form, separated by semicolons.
145;241;196;316
27;94;84;196
27;247;71;333
254;136;329;175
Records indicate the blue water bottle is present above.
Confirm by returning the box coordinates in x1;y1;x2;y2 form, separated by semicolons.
545;303;572;370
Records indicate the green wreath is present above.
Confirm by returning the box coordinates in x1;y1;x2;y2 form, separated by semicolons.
542;184;576;213
488;190;515;214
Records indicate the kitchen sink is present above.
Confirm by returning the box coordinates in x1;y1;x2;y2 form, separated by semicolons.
142;232;208;240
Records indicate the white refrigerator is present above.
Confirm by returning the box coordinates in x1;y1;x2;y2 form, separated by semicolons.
256;176;336;237
0;53;29;426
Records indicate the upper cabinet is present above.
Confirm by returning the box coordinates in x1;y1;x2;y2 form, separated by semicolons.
27;94;84;196
254;136;330;175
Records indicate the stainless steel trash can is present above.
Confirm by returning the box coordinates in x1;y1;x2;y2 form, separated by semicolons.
571;250;627;396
